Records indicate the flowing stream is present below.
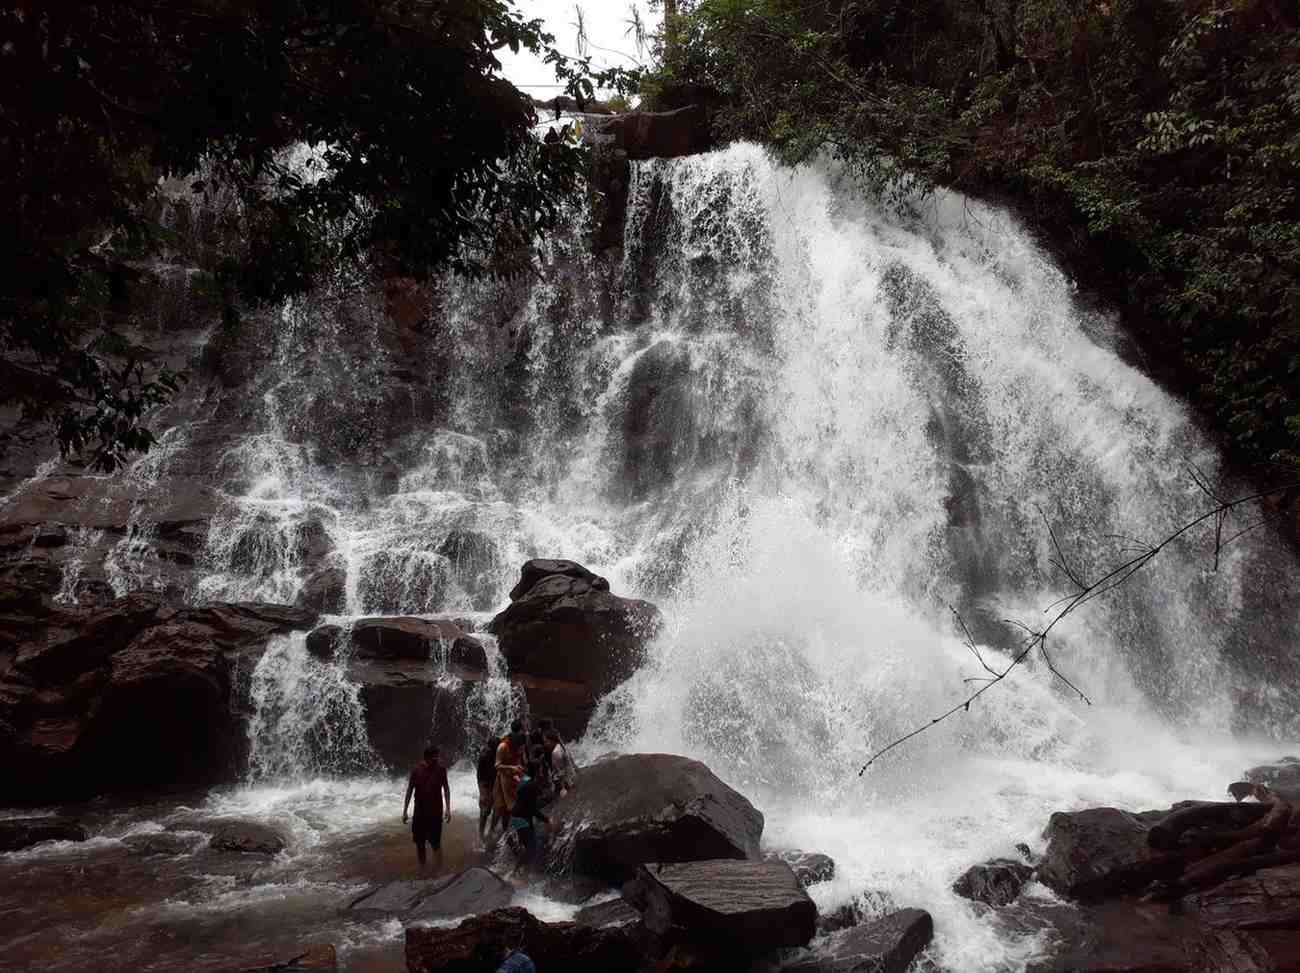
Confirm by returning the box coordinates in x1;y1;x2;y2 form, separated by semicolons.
4;144;1299;972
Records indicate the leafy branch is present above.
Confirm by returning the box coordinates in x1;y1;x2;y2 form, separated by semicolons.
859;473;1300;774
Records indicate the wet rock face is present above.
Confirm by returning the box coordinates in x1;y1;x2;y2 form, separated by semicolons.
620;340;696;501
632;859;817;953
545;753;764;881
0;590;317;802
952;858;1034;907
1187;864;1300;930
405;906;640;973
490;559;662;701
1037;806;1179;900
210;820;287;855
784;908;933;973
348;867;513;921
0;817;87;852
765;850;837;888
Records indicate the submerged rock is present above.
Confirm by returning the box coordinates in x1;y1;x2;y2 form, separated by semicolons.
632;859;817;952
349;867;512;921
209;820;286;855
952;857;1034;907
122;832;199;857
240;944;337;972
784;908;933;973
405;906;639;973
766;850;836;888
545;753;764;880
1037;807;1178;900
490;559;662;698
0;816;87;851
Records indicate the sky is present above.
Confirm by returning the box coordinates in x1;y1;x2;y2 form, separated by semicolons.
498;0;660;98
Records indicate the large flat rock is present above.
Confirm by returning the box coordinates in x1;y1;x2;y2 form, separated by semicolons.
1187;864;1300;930
784;908;933;973
633;859;816;952
544;753;764;880
349;867;512;921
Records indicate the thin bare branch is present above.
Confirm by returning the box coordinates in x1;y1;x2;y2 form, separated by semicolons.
859;476;1300;774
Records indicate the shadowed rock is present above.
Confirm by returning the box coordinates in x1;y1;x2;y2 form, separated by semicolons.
405;906;639;973
1186;864;1300;930
632;859;817;953
0;817;87;851
210;820;286;855
784;908;933;973
545;753;764;881
953;858;1034;907
1037;807;1180;900
349;867;512;921
491;560;661;698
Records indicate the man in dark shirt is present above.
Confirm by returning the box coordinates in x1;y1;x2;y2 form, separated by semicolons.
476;741;498;842
402;744;451;868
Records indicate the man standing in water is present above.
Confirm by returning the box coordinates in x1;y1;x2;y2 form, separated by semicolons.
402;744;451;868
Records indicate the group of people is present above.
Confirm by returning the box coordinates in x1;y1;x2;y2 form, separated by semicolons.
399;715;578;871
476;718;577;861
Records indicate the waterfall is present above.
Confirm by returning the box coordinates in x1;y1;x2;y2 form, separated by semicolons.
8;141;1299;970
245;631;377;780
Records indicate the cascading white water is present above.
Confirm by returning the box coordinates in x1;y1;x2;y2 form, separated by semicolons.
245;631;377;780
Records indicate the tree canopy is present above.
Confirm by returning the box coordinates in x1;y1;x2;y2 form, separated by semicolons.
1;0;601;469
650;0;1300;471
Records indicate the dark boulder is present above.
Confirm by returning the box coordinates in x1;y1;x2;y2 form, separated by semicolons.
350;660;473;769
405;906;639;973
783;909;933;973
294;565;346;614
632;859;816;953
545;753;764;880
0;816;88;851
1037;807;1179;900
490;561;661;697
508;558;609;601
1186;864;1300;930
1245;757;1300;802
349;867;512;921
351;616;465;661
209;820;286;855
953;858;1034;907
766;850;836;888
305;616;472;664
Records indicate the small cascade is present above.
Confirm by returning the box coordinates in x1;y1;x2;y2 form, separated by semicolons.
458;633;525;753
105;425;191;596
245;631;377;780
54;527;105;605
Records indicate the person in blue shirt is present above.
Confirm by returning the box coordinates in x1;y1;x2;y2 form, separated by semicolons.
497;951;536;973
508;751;550;864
